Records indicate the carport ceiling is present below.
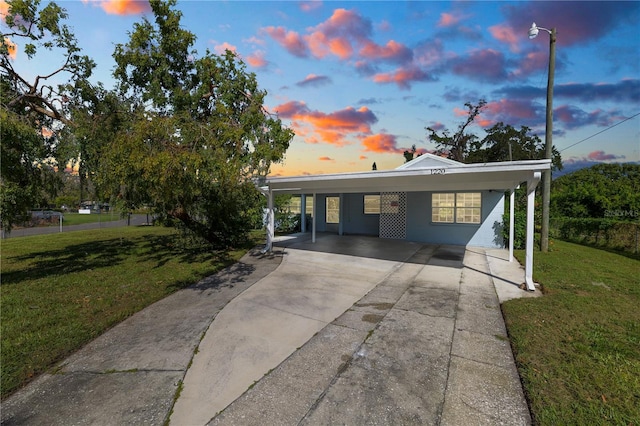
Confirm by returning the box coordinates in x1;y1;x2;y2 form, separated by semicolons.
265;159;552;194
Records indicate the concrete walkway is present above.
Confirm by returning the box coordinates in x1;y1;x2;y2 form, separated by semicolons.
1;234;539;425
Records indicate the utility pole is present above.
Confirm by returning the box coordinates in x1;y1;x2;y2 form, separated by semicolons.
529;23;556;252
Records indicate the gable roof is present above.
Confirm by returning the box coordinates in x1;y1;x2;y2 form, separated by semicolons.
265;159;551;194
396;153;462;170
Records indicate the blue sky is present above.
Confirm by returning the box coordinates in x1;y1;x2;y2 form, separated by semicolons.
5;0;640;176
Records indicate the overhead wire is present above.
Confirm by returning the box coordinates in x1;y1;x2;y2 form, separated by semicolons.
559;112;640;153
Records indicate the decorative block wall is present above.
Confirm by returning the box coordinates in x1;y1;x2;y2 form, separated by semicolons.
380;192;406;239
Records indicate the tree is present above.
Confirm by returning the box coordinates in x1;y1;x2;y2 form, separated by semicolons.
550;163;640;219
99;0;293;247
59;82;129;205
467;122;562;170
426;100;486;162
403;144;417;163
1;0;95;230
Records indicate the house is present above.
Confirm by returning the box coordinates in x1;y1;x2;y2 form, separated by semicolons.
261;154;551;290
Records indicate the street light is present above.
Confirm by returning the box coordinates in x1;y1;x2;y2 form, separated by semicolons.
528;22;556;252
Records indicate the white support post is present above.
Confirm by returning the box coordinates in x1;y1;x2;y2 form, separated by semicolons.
338;193;344;236
525;173;541;291
509;188;515;262
312;193;317;243
300;195;306;232
266;189;274;252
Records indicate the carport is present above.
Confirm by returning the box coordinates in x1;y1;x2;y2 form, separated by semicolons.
261;157;551;290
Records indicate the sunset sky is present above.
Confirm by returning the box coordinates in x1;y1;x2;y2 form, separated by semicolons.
4;0;639;176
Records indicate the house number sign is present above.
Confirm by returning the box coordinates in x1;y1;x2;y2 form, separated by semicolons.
430;168;446;175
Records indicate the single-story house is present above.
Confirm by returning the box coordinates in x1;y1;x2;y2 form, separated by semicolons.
260;154;551;290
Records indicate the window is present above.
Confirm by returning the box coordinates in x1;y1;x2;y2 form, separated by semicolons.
364;195;380;214
432;193;481;224
286;197;301;214
456;192;481;224
305;196;314;216
326;196;340;223
285;196;314;216
432;193;455;223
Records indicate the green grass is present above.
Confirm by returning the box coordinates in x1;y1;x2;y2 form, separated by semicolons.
0;226;262;398
504;240;640;425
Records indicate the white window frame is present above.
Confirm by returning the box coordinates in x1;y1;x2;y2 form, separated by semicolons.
364;195;381;214
432;192;481;224
326;196;340;224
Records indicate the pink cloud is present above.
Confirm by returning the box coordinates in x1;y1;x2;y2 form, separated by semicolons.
484;99;538;120
263;26;308;57
510;51;548;78
372;67;433;90
261;8;447;91
0;0;8;20
86;0;151;15
361;133;401;153
555;105;622;129
318;156;334;161
246;50;267;68
3;37;16;60
304;106;376;133
296;74;332;87
359;39;413;64
437;12;467;28
214;42;237;55
450;49;507;83
303;8;371;60
266;8;372;62
587;150;623;161
359;155;368;160
413;39;447;68
501;2;637;47
275;101;309;118
275;101;378;145
316;8;371;40
326;35;353;59
489;24;520;53
377;20;391;32
244;36;266;46
304;31;330;58
478;99;540;127
300;1;322;12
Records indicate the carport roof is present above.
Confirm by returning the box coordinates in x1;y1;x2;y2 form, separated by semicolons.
264;158;552;194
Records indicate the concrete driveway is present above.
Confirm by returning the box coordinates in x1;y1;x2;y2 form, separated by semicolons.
1;233;537;425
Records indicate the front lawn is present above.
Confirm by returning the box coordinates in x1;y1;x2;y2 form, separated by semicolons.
504;240;640;425
0;226;261;398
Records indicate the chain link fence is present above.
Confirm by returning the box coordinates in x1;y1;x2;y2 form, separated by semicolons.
550;217;640;255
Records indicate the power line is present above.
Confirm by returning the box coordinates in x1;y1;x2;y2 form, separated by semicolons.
560;112;640;153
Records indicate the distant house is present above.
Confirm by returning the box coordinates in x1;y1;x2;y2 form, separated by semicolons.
261;154;551;290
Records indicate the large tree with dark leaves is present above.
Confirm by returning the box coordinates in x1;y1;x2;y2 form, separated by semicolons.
1;0;95;230
426;100;486;162
100;0;293;247
467;122;562;170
